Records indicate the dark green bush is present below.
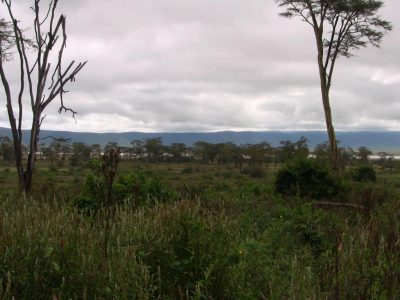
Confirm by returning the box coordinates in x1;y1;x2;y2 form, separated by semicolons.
72;172;105;212
351;165;376;182
275;159;344;200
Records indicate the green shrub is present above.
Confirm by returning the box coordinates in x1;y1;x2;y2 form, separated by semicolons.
351;165;376;182
72;172;105;212
113;172;176;206
275;159;344;200
73;170;176;212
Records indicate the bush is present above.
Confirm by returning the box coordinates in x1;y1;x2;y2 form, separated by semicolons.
351;165;376;182
275;159;344;200
113;172;176;206
73;170;176;212
72;172;105;212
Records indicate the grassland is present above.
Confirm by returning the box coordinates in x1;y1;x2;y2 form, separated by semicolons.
1;160;400;299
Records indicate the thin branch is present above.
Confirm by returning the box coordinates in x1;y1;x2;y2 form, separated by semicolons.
324;14;339;70
39;136;71;142
39;0;54;26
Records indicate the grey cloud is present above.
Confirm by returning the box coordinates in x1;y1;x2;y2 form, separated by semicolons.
1;0;399;132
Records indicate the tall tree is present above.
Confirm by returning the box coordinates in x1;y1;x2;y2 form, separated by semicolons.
0;0;86;192
275;0;391;169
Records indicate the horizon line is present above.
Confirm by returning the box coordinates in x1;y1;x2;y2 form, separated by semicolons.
1;127;400;135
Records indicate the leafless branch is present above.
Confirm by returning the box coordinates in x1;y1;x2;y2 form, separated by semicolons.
39;136;71;142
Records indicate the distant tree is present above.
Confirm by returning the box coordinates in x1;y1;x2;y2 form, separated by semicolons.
243;142;272;165
193;141;218;164
41;145;53;161
144;138;163;162
130;139;145;160
41;140;69;165
276;140;296;164
37;143;46;160
358;146;372;164
169;143;187;162
339;146;357;166
313;142;329;161
276;137;309;163
377;151;388;162
230;144;244;169
59;141;71;161
70;142;91;166
48;141;61;162
275;0;392;169
0;0;86;192
215;142;241;166
104;142;119;153
315;141;357;167
90;144;102;159
294;136;309;158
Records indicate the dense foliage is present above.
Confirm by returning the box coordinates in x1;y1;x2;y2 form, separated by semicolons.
351;165;377;182
275;159;345;200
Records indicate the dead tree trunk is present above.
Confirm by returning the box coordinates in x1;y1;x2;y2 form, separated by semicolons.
0;0;86;193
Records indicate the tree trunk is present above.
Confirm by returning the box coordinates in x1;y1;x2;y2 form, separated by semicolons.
321;92;339;169
5;105;25;192
22;113;42;193
315;29;339;170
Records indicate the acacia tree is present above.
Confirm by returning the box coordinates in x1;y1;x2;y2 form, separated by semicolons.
0;0;86;192
275;0;391;169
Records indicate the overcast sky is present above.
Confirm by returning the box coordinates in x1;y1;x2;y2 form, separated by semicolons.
1;0;399;133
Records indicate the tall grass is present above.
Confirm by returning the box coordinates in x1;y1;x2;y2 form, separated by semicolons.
1;191;399;299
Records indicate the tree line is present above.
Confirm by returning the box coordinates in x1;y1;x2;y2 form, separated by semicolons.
1;135;389;168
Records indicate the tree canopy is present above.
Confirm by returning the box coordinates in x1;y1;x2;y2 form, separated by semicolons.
276;0;392;89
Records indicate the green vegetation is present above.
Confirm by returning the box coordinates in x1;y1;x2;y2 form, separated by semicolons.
275;159;345;200
1;149;400;298
351;165;377;183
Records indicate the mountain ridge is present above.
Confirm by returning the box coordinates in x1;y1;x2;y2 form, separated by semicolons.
1;127;400;153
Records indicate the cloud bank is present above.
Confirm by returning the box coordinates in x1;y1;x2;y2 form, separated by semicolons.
1;0;399;132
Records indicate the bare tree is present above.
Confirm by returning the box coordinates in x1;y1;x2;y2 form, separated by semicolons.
0;0;86;192
275;0;392;169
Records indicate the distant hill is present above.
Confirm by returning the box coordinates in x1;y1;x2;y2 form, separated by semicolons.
1;127;400;153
